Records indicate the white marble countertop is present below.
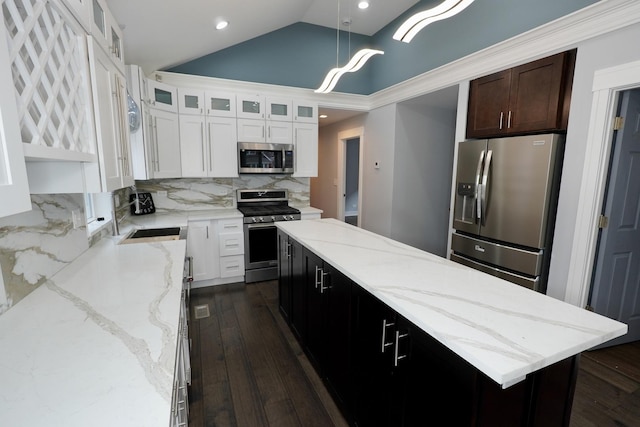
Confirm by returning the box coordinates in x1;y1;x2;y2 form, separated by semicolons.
277;219;627;388
0;237;187;426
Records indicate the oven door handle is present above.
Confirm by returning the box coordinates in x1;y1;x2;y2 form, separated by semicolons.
246;222;276;230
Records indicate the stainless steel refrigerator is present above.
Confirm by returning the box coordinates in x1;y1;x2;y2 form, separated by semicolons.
450;134;564;292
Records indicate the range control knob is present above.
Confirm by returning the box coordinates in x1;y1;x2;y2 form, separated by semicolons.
252;217;258;223
271;216;276;221
259;217;264;222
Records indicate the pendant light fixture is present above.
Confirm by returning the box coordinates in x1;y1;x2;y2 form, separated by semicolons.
315;0;383;94
393;0;475;43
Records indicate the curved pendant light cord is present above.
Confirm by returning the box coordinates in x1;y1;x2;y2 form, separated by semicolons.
336;0;340;68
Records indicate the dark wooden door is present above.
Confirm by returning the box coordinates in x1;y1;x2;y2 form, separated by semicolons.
467;69;511;138
508;51;567;134
304;249;326;372
352;286;397;427
277;229;291;321
289;238;306;341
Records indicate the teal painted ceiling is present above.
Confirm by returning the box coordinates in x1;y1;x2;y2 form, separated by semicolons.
167;0;600;95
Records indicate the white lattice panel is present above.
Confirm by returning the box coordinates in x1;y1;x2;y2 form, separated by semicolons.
2;0;93;154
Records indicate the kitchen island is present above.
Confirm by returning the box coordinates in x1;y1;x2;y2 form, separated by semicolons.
276;218;627;426
0;236;187;426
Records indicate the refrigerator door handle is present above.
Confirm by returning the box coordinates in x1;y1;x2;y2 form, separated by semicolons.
480;150;493;225
475;150;486;221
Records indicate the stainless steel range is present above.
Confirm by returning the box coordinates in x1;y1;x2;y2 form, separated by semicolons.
237;189;300;282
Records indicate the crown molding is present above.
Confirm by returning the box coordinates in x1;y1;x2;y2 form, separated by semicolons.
370;0;640;109
153;0;640;114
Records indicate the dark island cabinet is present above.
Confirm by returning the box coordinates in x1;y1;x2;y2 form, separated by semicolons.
467;49;576;138
277;230;305;340
304;249;354;416
277;229;292;322
277;231;579;427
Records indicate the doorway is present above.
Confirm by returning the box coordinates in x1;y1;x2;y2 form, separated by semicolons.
337;128;364;226
588;88;640;347
565;60;640;348
344;138;360;226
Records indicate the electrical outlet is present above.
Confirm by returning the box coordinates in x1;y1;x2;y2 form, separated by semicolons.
157;191;168;197
114;196;120;208
374;161;381;169
71;210;84;229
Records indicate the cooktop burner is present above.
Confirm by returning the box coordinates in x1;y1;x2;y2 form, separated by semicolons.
237;189;301;223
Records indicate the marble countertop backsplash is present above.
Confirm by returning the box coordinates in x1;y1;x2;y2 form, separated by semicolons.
276;218;627;388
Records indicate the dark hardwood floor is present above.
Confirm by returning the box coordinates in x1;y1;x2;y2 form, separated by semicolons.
188;281;640;427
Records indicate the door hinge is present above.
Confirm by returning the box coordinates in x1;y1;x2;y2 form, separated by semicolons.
598;215;609;229
613;116;624;131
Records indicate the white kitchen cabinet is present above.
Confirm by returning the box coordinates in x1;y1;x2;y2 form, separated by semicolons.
237;94;293;143
90;0;124;73
206;91;236;117
187;217;244;285
293;100;318;123
178;89;236;118
180;115;238;178
266;97;292;121
237;118;265;143
178;87;205;116
88;37;134;191
293;123;318;177
236;93;264;119
171;290;190;427
237;118;292;144
61;0;91;31
208;117;238;177
187;220;218;282
0;18;31;218
147;108;182;178
147;79;178;113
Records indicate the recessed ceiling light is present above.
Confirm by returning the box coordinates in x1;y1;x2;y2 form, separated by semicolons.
358;1;370;10
319;114;328;119
216;20;228;30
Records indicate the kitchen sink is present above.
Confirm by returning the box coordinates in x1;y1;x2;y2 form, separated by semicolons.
119;227;186;244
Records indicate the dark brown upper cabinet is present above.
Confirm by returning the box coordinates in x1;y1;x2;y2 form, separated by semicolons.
466;49;576;139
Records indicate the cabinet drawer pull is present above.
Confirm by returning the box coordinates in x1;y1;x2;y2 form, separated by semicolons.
394;331;409;367
315;265;322;289
507;110;512;128
499;111;504;130
381;319;395;353
320;271;330;293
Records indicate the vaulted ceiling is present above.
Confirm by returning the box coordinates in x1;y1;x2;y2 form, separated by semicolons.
108;0;420;73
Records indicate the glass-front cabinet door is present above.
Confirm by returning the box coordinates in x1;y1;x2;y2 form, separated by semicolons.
178;88;204;115
236;94;264;119
205;91;236;118
108;6;125;71
147;79;178;113
293;100;318;123
266;97;292;122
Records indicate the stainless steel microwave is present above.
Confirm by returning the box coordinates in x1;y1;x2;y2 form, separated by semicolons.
238;142;294;174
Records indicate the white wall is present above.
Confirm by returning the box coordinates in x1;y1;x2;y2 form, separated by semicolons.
361;104;397;237
547;23;640;300
391;103;457;256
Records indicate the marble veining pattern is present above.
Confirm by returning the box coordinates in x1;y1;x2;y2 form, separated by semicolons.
0;238;186;426
0;194;88;314
277;219;627;387
134;175;310;211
